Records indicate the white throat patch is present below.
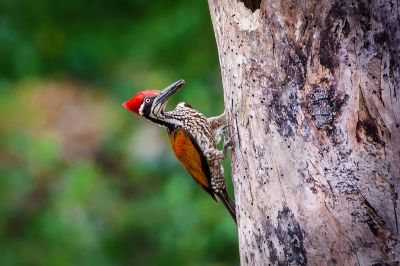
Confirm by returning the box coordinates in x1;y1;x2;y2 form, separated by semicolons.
138;102;145;116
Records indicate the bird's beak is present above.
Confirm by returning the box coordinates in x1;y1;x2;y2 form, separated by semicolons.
154;79;185;106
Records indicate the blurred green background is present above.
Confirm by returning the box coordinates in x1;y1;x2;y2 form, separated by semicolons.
0;0;238;265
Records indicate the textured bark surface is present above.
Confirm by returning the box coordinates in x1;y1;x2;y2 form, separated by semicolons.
208;0;400;265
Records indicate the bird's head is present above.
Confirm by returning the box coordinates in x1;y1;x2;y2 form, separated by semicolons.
123;79;185;118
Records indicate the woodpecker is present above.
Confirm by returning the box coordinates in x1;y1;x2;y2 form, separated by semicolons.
123;79;236;224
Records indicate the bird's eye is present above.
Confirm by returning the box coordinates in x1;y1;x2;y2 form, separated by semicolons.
145;98;151;104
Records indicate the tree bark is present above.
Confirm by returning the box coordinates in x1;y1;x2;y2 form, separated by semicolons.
208;0;400;265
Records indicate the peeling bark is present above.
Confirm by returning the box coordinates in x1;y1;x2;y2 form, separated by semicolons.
208;0;400;264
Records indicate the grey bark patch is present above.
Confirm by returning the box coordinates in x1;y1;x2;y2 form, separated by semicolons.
306;84;348;133
276;205;307;265
256;146;270;185
259;209;307;264
267;240;278;264
308;88;333;128
270;91;299;138
282;44;306;90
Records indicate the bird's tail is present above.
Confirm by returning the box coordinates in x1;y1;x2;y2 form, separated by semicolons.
217;189;237;225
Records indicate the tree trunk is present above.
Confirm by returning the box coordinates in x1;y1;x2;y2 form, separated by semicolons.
208;0;400;264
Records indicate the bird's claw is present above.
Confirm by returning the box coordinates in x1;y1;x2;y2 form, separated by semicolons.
222;125;236;156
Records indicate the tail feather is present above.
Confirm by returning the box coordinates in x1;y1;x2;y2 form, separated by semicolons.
217;190;237;225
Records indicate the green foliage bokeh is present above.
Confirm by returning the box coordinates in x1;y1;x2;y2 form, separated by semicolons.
0;0;238;265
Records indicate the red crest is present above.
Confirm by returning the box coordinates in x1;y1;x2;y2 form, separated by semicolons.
122;90;159;115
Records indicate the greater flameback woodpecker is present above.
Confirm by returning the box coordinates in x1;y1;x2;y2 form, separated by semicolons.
123;80;237;224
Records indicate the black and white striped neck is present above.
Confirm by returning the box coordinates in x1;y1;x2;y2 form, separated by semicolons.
144;110;182;131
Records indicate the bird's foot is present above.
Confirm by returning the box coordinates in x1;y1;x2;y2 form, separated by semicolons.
223;125;236;157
